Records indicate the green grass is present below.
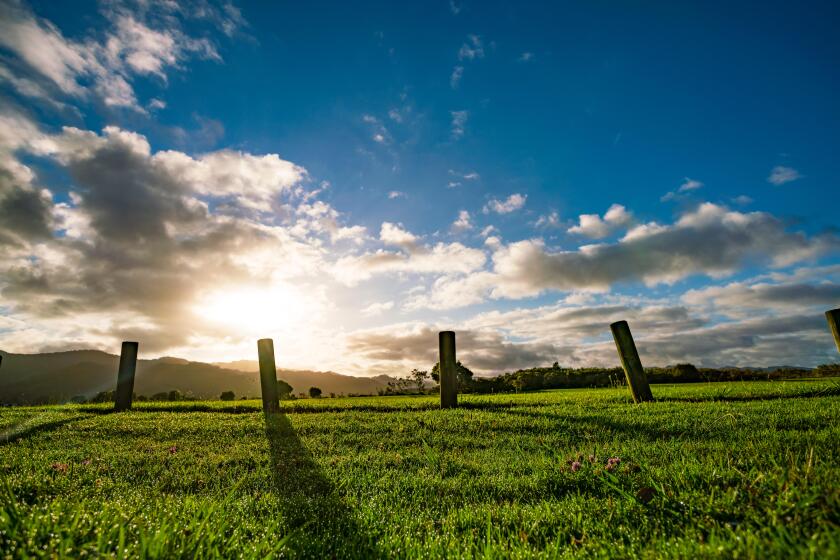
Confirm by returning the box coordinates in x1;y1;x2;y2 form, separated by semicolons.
2;380;839;558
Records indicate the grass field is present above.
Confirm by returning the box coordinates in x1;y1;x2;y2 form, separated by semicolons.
1;380;839;558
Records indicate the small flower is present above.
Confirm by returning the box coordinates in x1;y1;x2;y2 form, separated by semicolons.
588;454;596;463
168;445;177;454
81;459;92;466
51;462;69;473
570;461;582;472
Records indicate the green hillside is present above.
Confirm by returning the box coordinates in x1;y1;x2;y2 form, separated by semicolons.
0;351;393;403
2;380;839;558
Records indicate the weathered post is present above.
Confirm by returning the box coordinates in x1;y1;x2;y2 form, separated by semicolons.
114;341;138;412
609;321;654;403
826;308;840;354
257;338;280;414
439;331;458;409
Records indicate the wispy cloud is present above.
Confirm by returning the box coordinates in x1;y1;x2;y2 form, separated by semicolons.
518;52;534;62
661;177;703;202
458;34;484;60
450;110;469;139
767;165;801;185
450;65;463;88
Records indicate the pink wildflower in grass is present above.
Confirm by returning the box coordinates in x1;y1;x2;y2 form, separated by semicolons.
169;445;177;454
81;458;92;466
588;454;596;463
570;461;582;472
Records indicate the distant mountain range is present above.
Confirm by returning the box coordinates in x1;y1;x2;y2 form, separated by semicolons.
0;350;395;404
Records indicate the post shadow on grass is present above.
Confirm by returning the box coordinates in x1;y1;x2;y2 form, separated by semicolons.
257;337;380;558
263;411;380;558
0;415;87;445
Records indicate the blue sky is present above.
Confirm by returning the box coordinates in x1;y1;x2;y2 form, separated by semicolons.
1;0;839;374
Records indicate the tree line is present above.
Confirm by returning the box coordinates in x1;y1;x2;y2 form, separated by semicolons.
379;362;840;395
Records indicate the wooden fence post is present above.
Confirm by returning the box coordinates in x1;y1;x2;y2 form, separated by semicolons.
826;308;840;354
114;341;138;412
439;331;458;409
257;338;280;414
609;321;654;403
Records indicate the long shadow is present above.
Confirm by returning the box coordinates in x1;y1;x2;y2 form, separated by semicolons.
263;411;382;559
656;385;840;403
75;400;532;415
0;415;87;445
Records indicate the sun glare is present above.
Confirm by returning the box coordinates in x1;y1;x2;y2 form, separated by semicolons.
194;283;314;335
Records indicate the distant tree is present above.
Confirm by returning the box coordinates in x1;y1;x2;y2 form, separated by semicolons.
167;389;183;401
329;392;336;398
309;386;322;398
70;395;87;404
430;361;474;388
151;391;168;401
410;369;429;392
220;390;235;401
276;379;293;398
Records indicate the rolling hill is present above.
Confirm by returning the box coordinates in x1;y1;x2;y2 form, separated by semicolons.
0;350;394;404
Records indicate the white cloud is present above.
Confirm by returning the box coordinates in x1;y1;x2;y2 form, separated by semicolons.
361;300;395;317
0;1;239;111
568;203;631;238
484;193;526;215
387;190;406;199
379;222;418;248
534;211;561;229
768;165;801;185
661;177;704;202
518;52;534;62
452;210;473;232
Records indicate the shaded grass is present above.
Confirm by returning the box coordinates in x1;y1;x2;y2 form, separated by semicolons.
1;380;839;558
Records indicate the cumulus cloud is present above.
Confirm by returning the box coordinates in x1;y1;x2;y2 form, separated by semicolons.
408;203;839;309
567;203;631;238
534;210;561;229
484;193;526;214
0;116;352;354
451;210;473;232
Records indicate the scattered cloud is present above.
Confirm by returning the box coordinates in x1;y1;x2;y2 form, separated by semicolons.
458;34;484;61
661;177;703;202
0;0;241;111
484;193;526;215
361;300;395;317
534;210;561;229
767;165;801;185
518;52;534;62
387;190;406;199
568;203;631;238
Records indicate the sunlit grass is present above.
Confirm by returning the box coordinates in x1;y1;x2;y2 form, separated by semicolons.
1;380;839;558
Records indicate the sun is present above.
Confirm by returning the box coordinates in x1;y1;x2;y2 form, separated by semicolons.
194;282;315;336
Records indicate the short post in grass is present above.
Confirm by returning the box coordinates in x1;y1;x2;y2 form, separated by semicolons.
114;341;138;412
609;321;654;403
439;331;458;409
826;308;840;354
257;338;280;414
